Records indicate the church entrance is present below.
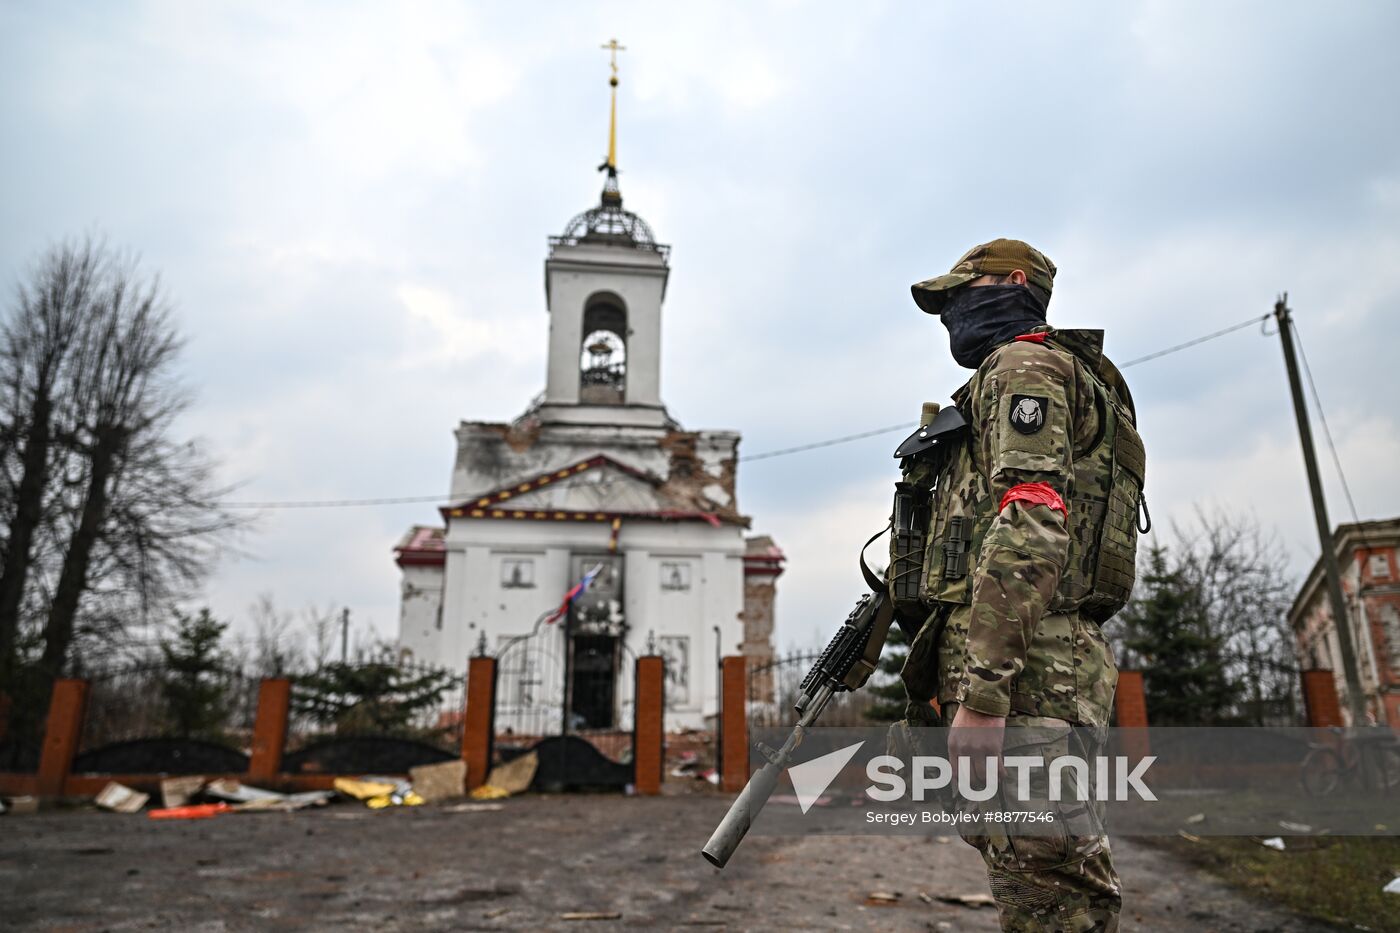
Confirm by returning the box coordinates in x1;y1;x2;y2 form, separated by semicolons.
568;634;618;729
563;554;625;732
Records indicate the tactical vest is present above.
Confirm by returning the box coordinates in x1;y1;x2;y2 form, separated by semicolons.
890;333;1147;623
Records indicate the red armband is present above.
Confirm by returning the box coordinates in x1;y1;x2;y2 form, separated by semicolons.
999;482;1067;516
1014;333;1048;344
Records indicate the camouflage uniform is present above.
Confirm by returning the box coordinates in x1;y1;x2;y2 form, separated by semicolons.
898;241;1145;932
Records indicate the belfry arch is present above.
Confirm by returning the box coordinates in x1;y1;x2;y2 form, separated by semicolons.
579;292;628;405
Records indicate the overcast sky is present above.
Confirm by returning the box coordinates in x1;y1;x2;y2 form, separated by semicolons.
3;1;1398;653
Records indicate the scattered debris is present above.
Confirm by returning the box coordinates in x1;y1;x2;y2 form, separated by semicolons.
410;759;467;803
1177;830;1201;843
200;779;332;813
334;776;423;808
205;779;285;804
865;891;901;906
670;751;702;778
4;795;38;815
96;782;149;813
918;892;934;904
473;752;538;799
1185;812;1206;824
1259;837;1286;851
1278;820;1313;833
233;791;333;813
469;785;510;801
933;893;996;909
149;803;231;821
560;911;622;921
1382;876;1400;896
443;802;505;813
160;776;205;809
333;777;398;800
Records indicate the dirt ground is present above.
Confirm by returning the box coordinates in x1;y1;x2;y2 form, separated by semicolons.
1;792;1345;932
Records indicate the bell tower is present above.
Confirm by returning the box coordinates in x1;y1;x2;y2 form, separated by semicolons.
538;39;672;430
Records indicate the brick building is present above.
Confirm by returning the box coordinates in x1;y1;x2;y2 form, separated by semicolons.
1288;518;1400;726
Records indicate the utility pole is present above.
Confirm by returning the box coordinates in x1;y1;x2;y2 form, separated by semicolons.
340;607;350;665
1274;295;1367;725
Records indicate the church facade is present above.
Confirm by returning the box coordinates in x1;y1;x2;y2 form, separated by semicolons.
393;73;781;731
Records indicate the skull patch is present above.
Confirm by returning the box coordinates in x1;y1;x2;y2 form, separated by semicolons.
1008;394;1048;435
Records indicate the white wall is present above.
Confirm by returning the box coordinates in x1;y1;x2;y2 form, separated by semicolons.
397;563;444;662
412;514;744;728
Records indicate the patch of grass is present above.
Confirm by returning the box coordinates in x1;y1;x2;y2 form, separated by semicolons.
1152;835;1400;932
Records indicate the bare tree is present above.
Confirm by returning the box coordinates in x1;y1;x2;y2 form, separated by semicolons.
1108;508;1299;725
248;592;301;678
0;239;243;706
1173;509;1298;725
0;241;102;684
302;602;339;671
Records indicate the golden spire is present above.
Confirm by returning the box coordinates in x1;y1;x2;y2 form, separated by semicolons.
600;38;625;176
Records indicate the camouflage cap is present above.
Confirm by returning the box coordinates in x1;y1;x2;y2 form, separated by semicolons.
911;238;1057;315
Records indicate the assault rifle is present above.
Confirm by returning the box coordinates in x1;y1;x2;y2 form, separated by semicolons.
703;404;964;869
700;587;895;868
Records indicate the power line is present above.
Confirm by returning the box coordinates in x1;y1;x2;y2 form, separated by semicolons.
738;424;910;462
1290;318;1363;526
223;313;1270;509
1117;313;1270;368
225;493;449;509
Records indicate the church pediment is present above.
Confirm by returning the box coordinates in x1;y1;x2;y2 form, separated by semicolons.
444;455;663;517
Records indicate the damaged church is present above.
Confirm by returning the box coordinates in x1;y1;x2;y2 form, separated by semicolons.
393;55;781;731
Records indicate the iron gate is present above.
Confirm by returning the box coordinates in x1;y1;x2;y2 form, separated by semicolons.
492;563;636;792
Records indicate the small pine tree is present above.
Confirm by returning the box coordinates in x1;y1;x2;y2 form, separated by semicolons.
160;608;231;739
1120;546;1240;725
292;649;458;738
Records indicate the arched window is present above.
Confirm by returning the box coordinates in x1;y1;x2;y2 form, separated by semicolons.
580;293;627;404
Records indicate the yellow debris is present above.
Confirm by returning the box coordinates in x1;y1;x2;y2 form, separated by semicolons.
333;777;397;800
470;785;510;800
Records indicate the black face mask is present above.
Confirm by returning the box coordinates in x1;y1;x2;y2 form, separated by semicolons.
939;284;1046;369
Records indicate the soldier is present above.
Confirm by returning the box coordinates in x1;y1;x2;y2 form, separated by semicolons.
896;239;1147;931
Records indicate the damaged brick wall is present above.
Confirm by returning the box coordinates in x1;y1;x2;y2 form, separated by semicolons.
657;430;741;521
740;578;777;705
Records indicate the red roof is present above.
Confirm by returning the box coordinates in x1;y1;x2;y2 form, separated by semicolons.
394;525;445;568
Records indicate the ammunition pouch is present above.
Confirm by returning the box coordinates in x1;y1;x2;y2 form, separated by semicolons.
890;404;969;618
890;482;930;604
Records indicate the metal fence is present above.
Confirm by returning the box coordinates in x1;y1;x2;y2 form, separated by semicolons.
286;657;466;753
747;652;885;730
79;661;260;753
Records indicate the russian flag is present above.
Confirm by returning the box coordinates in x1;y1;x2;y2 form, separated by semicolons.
544;563;605;624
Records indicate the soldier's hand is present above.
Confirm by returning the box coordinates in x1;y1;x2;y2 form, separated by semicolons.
948;705;1006;786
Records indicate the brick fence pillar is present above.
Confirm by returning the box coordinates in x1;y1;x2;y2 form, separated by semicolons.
37;679;88;798
633;655;665;796
462;656;497;791
248;678;291;781
1301;669;1344;727
720;656;748;793
1114;670;1150;760
1115;671;1148;727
